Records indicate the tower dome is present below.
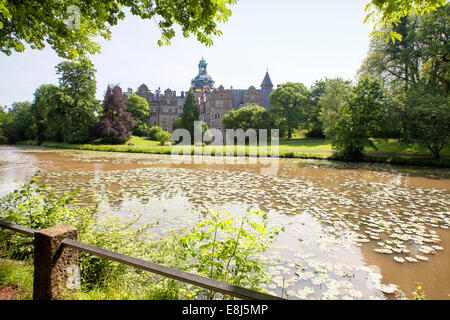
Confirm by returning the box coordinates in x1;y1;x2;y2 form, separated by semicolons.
191;58;215;91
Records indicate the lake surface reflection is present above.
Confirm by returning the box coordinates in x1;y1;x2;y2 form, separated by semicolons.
0;146;449;300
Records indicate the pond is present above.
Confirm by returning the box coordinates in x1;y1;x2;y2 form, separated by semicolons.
0;145;449;300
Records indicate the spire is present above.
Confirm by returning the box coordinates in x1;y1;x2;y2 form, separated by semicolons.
261;70;273;90
191;57;214;90
198;58;207;75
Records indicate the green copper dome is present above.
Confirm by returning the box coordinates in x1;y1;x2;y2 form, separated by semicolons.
191;58;214;89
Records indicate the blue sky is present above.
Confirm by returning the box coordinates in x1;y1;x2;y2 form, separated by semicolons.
0;0;373;107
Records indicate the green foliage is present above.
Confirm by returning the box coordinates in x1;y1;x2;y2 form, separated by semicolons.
170;210;281;299
126;94;150;136
404;84;449;158
318;78;353;140
0;174;88;258
30;84;61;144
222;104;276;139
269;82;310;139
364;0;447;42
305;80;326;138
359;5;449;156
326;77;386;160
50;59;99;143
155;130;172;146
0;106;8;144
0;174;153;290
174;90;200;143
0;0;238;59
3;101;34;143
148;126;164;140
360;4;449;92
0;259;33;299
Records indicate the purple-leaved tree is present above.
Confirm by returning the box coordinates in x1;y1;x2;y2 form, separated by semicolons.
97;85;136;143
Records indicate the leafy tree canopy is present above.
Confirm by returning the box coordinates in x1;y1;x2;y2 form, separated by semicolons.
222;104;275;134
126;93;150;136
365;0;447;42
31;84;61;143
51;59;99;143
318;78;353;140
359;4;449;93
269;82;309;139
0;0;237;59
325;77;386;160
404;83;449;158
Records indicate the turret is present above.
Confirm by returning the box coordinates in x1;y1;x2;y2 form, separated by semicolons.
261;70;274;90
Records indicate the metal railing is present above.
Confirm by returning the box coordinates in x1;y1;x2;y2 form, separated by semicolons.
0;220;284;300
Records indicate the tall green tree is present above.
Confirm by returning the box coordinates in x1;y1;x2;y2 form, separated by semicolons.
0;0;237;59
30;84;61;144
405;84;449;158
307;80;327;138
222;104;276;138
269;82;309;139
4;101;34;143
318;78;353;140
0;105;11;143
126;93;150;136
174;90;200;143
360;4;449;93
326;77;386;160
359;5;449;150
51;59;99;143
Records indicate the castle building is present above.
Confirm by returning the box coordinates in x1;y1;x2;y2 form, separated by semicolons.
125;58;274;133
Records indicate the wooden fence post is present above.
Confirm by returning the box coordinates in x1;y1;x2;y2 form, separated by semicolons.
33;224;78;300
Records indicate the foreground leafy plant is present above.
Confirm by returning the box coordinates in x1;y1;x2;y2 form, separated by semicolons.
172;210;282;299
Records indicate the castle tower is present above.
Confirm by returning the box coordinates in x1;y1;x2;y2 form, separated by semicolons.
191;58;215;92
260;70;274;90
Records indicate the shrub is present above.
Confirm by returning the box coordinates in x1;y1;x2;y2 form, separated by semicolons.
0;174;153;290
170;210;282;299
148;126;163;140
155;130;172;146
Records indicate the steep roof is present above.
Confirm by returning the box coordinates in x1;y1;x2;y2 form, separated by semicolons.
261;71;273;88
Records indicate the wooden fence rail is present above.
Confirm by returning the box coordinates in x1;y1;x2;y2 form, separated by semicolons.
0;220;284;300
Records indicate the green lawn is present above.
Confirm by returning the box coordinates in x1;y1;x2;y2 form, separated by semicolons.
17;135;449;167
278;138;450;156
367;139;450;156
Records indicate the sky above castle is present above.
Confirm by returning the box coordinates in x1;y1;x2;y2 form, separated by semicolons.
0;0;372;107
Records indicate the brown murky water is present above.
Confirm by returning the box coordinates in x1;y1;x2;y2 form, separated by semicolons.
0;145;449;300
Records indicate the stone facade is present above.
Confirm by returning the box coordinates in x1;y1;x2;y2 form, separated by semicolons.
124;59;274;134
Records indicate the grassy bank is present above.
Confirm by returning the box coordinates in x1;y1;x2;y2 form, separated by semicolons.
16;136;450;168
0;259;33;299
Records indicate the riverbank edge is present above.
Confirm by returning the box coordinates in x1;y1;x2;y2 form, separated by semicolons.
15;141;450;168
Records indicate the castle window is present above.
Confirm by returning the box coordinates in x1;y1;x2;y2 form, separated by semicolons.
162;108;169;113
162;118;168;125
214;112;220;119
215;100;223;108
